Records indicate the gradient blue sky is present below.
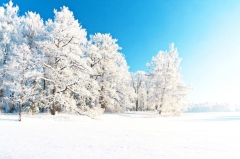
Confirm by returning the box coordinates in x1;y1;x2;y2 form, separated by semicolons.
2;0;240;104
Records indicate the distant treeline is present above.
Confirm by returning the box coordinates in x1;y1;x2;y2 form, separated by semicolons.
186;103;240;112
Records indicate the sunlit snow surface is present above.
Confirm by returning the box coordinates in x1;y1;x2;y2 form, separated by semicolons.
1;112;240;159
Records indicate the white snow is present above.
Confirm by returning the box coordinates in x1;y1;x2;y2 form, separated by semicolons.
1;112;240;159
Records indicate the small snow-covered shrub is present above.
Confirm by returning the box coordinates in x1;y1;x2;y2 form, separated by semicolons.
24;105;40;115
76;105;104;118
159;110;181;117
0;100;18;113
105;106;124;113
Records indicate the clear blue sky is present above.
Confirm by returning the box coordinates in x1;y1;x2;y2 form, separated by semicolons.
2;0;240;104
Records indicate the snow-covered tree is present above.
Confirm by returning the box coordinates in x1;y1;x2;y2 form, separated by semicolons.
131;71;146;111
130;71;155;111
5;10;46;120
20;11;46;114
6;44;42;121
113;56;135;111
147;43;189;115
42;6;97;115
87;33;134;111
0;1;22;113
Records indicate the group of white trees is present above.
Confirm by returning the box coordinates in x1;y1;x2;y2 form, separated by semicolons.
131;44;189;114
0;1;189;119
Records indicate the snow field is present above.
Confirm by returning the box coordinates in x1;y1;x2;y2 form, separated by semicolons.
0;112;240;159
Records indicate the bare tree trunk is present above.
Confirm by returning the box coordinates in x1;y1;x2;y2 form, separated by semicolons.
19;102;22;121
100;86;105;109
136;99;138;111
100;100;105;109
51;86;56;115
43;79;46;90
51;103;56;115
0;88;4;97
19;94;23;121
0;89;4;113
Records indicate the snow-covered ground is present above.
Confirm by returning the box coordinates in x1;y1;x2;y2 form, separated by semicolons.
1;112;240;159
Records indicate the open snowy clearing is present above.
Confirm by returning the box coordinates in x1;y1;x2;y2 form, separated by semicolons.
1;112;240;159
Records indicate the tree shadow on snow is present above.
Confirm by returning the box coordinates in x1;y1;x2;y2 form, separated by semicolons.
0;118;19;122
0;113;19;122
